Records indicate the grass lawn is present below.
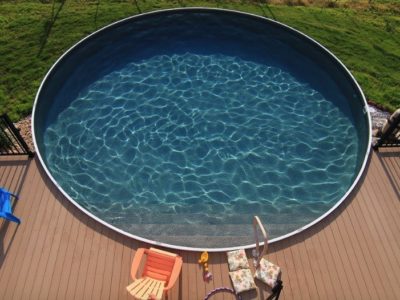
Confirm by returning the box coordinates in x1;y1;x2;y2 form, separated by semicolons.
0;0;399;121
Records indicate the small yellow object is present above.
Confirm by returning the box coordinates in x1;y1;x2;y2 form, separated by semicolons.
199;251;209;264
204;263;208;268
204;267;209;272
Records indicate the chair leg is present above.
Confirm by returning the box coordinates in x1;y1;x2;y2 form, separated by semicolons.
266;280;283;300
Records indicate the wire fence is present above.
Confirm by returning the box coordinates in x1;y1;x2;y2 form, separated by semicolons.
0;114;34;157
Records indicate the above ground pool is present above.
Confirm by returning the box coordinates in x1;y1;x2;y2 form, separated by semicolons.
33;8;371;250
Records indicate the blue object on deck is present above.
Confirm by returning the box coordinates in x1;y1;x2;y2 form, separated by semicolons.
0;188;21;224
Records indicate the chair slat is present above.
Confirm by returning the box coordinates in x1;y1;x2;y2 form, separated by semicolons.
127;277;148;295
154;280;164;299
145;265;171;277
147;255;175;269
150;247;177;257
148;251;176;263
145;269;169;282
139;278;157;299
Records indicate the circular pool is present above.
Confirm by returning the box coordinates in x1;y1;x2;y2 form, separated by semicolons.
33;8;371;250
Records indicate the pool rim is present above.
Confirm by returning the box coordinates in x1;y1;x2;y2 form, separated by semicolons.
32;7;372;252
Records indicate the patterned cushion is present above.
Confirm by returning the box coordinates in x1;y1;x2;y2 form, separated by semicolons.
254;257;281;288
229;268;256;293
227;249;249;271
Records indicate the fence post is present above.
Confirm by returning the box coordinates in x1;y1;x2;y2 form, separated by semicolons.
0;114;34;157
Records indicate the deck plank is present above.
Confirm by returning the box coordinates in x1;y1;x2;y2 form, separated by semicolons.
361;174;400;294
280;238;303;300
287;238;312;299
1;162;47;299
81;222;104;300
206;251;225;300
72;216;96;299
302;232;330;299
29;188;65;297
0;159;35;279
117;239;136;300
19;178;60;300
38;190;73;299
53;208;85;299
370;154;400;255
338;198;373;298
346;191;394;299
270;243;294;300
108;232;125;299
64;211;93;300
313;227;344;300
100;229;118;300
370;154;400;232
324;214;360;299
0;161;17;189
0;150;399;299
89;224;110;300
40;194;76;299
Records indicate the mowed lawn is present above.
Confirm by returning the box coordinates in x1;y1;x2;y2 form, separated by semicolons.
0;0;399;121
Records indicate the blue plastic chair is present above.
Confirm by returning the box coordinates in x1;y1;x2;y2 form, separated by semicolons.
0;188;21;224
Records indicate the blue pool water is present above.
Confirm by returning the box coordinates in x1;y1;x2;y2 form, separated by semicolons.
35;9;369;248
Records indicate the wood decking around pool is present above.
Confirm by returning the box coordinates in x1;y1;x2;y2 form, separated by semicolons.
0;147;399;300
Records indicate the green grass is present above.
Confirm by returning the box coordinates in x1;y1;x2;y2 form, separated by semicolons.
0;0;399;121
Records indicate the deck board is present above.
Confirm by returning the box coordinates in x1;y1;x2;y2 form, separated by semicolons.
0;148;400;299
347;192;393;299
302;234;328;299
90;223;111;300
313;229;343;300
368;156;400;276
359;182;400;297
280;238;303;299
20;175;57;300
109;232;125;299
0;160;44;299
38;190;73;299
54;203;83;299
82;221;104;300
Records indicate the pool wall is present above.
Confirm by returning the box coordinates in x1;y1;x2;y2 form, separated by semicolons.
32;8;372;252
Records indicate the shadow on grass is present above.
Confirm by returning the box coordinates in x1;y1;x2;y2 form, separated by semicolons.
133;0;142;14
37;0;66;57
258;1;277;21
94;0;101;29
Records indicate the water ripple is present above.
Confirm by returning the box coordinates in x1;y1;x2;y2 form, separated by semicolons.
44;53;360;243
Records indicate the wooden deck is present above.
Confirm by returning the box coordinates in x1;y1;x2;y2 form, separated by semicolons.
0;148;399;299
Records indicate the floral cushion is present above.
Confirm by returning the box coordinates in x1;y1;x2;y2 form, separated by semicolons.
229;268;256;293
227;249;249;271
254;257;281;288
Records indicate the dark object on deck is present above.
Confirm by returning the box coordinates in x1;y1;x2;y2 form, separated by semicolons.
266;280;283;300
373;108;400;149
0;114;34;157
204;287;242;300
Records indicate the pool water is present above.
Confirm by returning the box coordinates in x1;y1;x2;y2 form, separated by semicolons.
43;52;359;247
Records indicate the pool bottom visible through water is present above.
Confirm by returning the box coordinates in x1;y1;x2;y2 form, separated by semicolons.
44;53;359;247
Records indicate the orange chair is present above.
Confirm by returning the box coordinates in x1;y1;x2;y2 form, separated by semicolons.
126;247;183;300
